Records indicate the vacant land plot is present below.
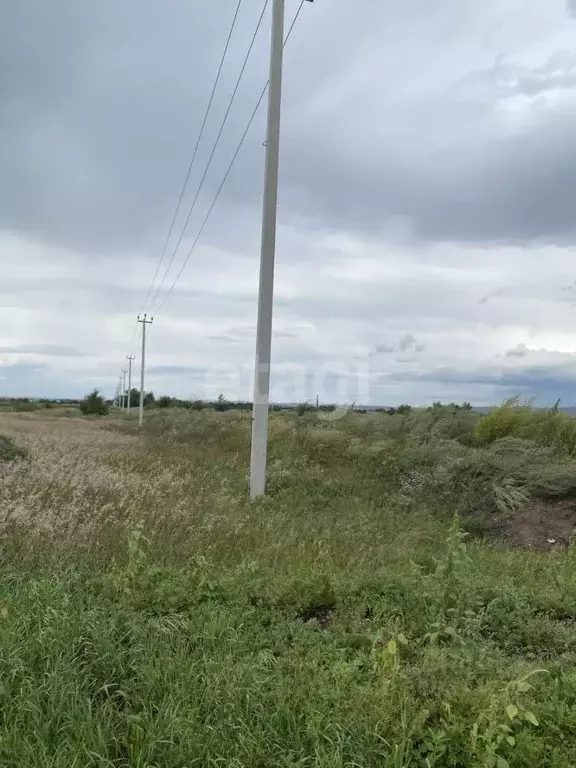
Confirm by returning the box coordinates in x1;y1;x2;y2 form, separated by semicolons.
1;405;576;767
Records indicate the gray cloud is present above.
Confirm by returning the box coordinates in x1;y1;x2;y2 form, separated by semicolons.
283;94;576;246
203;335;239;343
3;0;576;405
0;344;84;357
398;334;417;353
505;344;530;358
374;344;395;355
148;365;207;377
0;0;271;253
398;334;427;353
2;0;575;256
363;334;427;360
0;362;51;398
386;358;576;405
480;290;506;305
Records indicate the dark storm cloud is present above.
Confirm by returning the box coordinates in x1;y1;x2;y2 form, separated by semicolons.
282;93;576;247
277;12;576;246
0;0;271;253
388;361;576;405
2;0;575;255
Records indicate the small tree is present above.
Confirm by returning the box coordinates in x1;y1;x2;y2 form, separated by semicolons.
126;388;140;408
80;388;109;416
213;393;228;412
296;402;314;416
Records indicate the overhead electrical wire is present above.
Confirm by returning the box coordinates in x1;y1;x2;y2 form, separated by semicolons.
137;0;245;320
153;0;308;316
148;0;270;315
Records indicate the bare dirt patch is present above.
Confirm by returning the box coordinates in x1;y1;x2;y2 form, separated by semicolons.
491;500;576;551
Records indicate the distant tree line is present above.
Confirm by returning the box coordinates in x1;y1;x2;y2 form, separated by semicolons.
0;397;81;405
74;391;479;419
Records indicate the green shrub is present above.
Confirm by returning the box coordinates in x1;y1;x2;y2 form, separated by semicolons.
79;389;109;417
476;399;576;455
475;399;533;445
296;402;315;416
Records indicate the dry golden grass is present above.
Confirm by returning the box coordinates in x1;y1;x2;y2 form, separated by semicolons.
0;409;440;568
0;414;143;555
0;413;238;558
0;411;280;565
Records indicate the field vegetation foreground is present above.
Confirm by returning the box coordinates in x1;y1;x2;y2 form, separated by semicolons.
1;403;576;766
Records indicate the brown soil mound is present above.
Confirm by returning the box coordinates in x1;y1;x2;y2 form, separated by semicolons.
490;501;576;551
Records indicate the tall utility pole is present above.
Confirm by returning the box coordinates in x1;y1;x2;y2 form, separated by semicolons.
126;354;135;416
137;314;153;427
250;0;298;497
121;368;127;411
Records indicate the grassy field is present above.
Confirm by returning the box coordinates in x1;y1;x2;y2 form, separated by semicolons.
1;404;576;766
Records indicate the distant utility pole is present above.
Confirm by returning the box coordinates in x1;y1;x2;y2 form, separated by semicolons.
137;314;153;427
126;354;135;416
121;368;127;411
249;0;314;496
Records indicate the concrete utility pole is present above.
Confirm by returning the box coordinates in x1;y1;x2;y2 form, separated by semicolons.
137;314;153;427
121;368;127;411
126;354;135;416
249;0;287;498
249;0;314;494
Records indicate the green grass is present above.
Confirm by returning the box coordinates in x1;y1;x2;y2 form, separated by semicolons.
0;404;576;766
0;433;27;461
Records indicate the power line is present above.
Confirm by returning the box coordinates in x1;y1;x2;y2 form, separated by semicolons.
149;0;270;315
127;318;139;351
153;0;308;316
138;0;245;318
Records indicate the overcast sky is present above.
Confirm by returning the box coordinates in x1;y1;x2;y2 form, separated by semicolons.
2;0;576;405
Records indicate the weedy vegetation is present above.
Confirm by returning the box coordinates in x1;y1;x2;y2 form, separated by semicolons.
0;400;576;766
